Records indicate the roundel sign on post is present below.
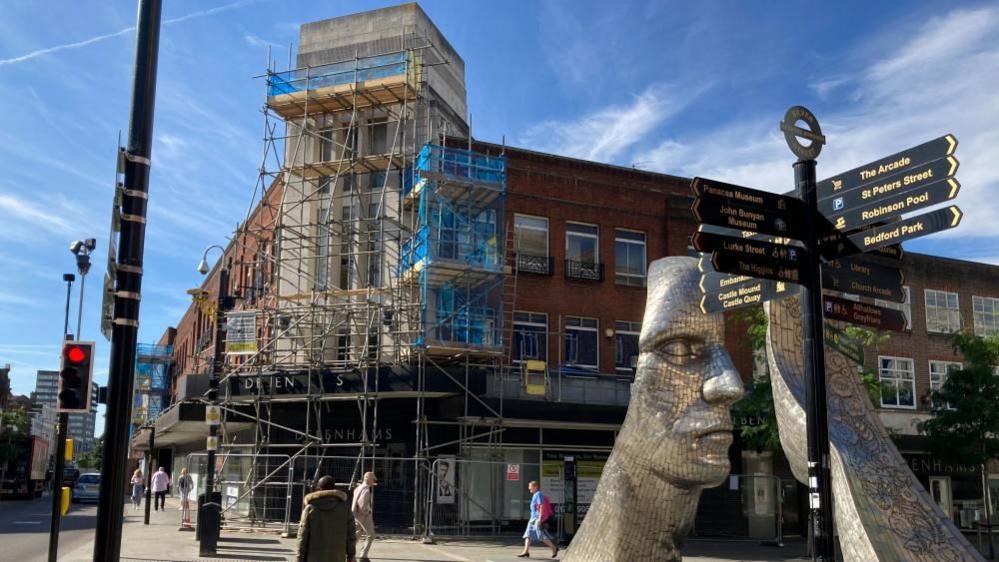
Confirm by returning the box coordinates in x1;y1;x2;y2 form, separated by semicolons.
780;105;825;161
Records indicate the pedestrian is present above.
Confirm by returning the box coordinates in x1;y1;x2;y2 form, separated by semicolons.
177;467;194;527
518;481;557;558
351;472;377;562
297;475;356;562
130;469;144;511
151;466;170;511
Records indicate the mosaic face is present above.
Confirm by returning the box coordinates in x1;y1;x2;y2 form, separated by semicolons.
633;257;744;488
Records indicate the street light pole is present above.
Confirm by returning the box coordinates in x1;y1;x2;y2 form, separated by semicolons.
49;273;75;562
72;239;95;340
197;245;227;556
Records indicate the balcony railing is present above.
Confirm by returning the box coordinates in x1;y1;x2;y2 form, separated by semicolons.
565;259;603;282
514;254;554;276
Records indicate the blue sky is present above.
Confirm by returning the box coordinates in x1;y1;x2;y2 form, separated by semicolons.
1;0;997;434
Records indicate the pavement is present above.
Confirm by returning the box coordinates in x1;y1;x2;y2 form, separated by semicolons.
2;494;813;561
51;496;811;562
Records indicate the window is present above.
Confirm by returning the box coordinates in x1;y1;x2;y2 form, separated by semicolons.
315;206;330;290
565;317;598;370
566;223;598;262
566;223;601;281
925;290;960;333
514;215;548;256
514;215;551;275
369;118;388;155
973;296;999;337
319;128;335;162
929;361;961;409
615;229;647;287
875;287;911;331
513;312;547;363
615;321;641;375
879;356;916;409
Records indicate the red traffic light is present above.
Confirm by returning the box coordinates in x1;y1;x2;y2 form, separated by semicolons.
64;345;87;364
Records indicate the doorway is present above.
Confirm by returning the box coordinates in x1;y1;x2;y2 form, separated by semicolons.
929;476;953;519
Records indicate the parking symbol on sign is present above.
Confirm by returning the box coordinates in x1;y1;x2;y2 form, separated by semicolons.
833;197;844;211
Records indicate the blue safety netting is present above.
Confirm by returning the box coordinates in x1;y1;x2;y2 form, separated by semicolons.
415;144;506;186
267;52;411;97
399;144;507;349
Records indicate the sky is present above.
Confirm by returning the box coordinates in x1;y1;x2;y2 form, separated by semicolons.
1;0;997;436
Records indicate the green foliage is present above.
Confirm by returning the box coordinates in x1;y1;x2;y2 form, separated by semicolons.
732;307;768;352
732;371;781;452
77;436;103;470
918;333;999;467
730;306;781;452
0;407;30;469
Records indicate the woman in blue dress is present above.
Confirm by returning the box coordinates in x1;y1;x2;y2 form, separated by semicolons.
518;480;558;558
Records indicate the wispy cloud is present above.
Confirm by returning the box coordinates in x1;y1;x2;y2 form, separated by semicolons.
519;84;697;163
244;32;276;49
0;193;73;235
633;6;999;255
0;0;257;67
0;290;40;307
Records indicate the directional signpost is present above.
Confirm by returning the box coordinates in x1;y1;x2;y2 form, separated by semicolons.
822;295;908;332
821;256;905;302
691;106;965;562
817;134;957;199
696;254;793;314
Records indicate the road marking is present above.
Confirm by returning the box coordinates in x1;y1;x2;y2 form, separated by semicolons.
12;520;42;524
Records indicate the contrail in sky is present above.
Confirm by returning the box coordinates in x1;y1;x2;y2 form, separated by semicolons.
0;0;255;67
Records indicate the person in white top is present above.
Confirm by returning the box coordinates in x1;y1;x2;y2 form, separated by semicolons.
150;467;171;511
351;472;377;562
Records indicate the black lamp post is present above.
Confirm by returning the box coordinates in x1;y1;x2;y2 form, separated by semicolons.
196;244;226;555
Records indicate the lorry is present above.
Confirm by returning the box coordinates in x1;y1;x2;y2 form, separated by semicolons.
0;435;50;499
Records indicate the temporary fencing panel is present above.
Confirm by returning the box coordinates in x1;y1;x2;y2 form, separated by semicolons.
692;473;786;545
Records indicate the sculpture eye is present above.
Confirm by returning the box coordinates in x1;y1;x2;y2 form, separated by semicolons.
659;338;707;365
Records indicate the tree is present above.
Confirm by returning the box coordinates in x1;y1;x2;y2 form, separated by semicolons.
918;332;999;559
77;436;104;470
730;308;782;452
0;407;30;483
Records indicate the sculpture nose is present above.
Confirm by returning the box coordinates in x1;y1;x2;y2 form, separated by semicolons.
703;367;744;405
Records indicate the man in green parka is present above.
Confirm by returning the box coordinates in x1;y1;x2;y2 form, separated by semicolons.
297;475;356;562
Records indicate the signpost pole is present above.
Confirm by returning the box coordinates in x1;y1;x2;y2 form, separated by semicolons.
94;1;162;559
795;158;835;562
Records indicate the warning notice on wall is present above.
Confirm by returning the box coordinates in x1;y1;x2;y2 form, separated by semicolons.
226;311;257;355
507;463;520;481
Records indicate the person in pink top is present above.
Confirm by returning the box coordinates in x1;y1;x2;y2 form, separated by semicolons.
150;467;171;511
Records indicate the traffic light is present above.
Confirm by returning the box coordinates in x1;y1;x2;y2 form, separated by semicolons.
58;341;95;413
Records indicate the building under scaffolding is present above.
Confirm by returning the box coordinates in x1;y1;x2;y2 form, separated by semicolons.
198;4;522;533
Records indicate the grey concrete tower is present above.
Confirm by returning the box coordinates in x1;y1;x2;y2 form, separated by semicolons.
296;2;469;141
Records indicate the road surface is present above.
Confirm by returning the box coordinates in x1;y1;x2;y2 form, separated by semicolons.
0;495;97;560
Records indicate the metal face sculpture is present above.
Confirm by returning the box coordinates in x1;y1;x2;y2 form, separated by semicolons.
564;257;744;562
766;296;985;562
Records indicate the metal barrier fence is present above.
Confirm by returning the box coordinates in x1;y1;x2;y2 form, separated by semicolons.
425;458;564;539
692;473;785;545
185;450;788;545
186;451;431;536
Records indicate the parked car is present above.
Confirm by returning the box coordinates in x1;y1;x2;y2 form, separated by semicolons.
73;473;101;503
